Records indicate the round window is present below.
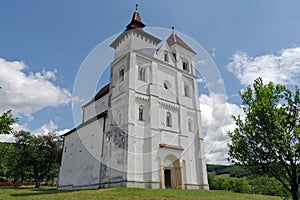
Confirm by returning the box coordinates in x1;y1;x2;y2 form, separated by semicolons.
163;81;171;90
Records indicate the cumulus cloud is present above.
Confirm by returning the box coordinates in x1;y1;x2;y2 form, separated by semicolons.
0;120;70;142
0;134;15;143
200;93;244;165
0;58;71;117
55;128;71;136
227;47;300;86
0;119;30;142
32;120;70;136
32;120;58;136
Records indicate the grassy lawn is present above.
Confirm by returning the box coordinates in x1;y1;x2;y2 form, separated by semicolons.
0;187;281;200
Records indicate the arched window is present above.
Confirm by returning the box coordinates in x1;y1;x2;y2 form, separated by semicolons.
188;119;193;132
138;65;145;81
139;105;144;121
166;112;172;127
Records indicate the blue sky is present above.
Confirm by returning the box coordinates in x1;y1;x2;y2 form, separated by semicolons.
1;1;300;164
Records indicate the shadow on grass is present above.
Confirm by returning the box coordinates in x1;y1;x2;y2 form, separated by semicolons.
10;187;74;197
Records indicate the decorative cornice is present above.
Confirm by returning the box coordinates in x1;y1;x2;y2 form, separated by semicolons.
159;100;179;111
135;93;149;102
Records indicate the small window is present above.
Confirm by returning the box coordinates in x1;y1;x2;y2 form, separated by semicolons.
119;69;124;81
139;105;144;121
182;61;189;72
163;80;171;90
164;51;169;62
138;66;145;81
172;53;176;60
166;112;172;127
163;82;168;89
188;119;193;132
184;83;190;97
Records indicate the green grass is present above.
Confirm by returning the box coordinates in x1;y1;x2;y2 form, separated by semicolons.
0;187;281;200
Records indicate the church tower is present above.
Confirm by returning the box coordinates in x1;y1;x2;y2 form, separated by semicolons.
58;5;209;190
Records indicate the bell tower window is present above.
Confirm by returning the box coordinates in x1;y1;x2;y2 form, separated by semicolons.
138;65;146;81
182;60;189;72
166;112;172;127
139;105;144;121
119;69;124;81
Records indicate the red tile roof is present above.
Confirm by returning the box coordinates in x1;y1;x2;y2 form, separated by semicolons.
94;84;110;101
167;33;196;54
83;83;110;108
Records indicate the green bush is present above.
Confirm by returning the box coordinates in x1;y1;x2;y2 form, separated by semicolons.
248;176;289;197
208;174;250;193
208;173;290;198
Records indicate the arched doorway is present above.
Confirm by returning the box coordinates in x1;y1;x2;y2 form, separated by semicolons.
161;155;183;189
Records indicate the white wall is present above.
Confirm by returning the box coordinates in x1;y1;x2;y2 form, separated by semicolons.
83;95;108;122
59;118;105;189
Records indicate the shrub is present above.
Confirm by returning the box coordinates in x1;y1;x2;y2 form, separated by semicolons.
208;174;250;193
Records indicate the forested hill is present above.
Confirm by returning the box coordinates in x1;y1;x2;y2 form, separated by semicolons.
206;164;251;178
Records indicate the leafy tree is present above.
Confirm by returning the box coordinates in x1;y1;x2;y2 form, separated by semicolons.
12;130;62;188
0;142;14;180
0;87;17;134
248;175;289;197
228;78;300;200
0;111;17;135
9;131;34;183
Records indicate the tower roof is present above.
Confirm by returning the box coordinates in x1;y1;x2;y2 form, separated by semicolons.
167;28;196;54
125;4;146;31
110;4;161;49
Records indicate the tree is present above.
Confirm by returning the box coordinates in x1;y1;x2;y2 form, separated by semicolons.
0;87;17;134
0;142;14;180
12;130;62;188
0;111;17;135
228;78;300;200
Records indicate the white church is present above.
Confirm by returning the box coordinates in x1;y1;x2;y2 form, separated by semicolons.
58;5;209;190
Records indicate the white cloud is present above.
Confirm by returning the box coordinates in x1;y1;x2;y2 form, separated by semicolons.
0;120;70;142
55;128;71;136
32;120;70;136
200;93;245;165
32;120;58;136
0;122;29;143
0;134;15;143
0;58;71;117
227;47;300;86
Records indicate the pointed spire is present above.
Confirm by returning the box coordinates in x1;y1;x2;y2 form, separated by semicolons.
125;4;146;31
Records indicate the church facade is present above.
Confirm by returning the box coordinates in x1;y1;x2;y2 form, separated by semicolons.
58;7;209;190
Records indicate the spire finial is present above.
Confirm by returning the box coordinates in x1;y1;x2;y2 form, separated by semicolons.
172;26;175;34
135;4;138;11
